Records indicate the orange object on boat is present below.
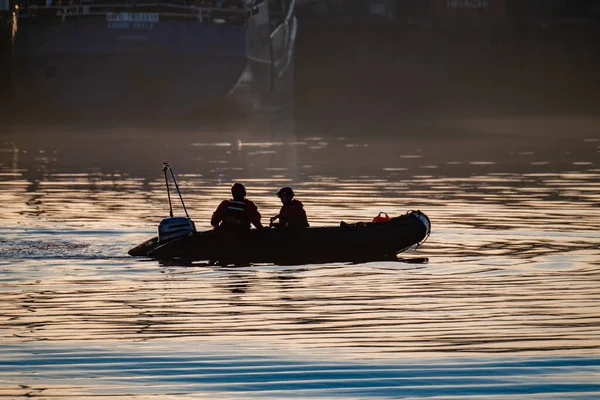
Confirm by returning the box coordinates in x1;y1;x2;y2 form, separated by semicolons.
372;212;390;223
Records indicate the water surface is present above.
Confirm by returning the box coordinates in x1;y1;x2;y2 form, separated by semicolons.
1;117;599;398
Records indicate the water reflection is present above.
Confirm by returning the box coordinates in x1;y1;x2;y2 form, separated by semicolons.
0;117;599;397
3;341;600;399
1;118;598;229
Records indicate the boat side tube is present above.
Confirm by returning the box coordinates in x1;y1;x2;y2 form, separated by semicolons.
411;210;431;248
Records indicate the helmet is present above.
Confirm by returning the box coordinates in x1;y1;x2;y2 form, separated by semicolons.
277;187;294;198
231;182;246;199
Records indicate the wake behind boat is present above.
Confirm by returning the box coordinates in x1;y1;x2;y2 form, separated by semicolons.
129;164;431;265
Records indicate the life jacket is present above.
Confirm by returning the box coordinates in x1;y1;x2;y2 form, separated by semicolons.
221;199;250;231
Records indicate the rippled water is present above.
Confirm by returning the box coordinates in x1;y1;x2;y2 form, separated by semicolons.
1;117;599;398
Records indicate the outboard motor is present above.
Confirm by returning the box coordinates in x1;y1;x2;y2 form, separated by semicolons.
158;217;196;242
157;162;197;242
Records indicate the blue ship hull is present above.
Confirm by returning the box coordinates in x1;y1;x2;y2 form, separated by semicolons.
12;53;249;115
11;7;295;118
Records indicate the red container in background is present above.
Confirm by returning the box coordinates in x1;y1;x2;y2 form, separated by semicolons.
430;0;506;20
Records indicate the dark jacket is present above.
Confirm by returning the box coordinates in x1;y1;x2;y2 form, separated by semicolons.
277;199;309;228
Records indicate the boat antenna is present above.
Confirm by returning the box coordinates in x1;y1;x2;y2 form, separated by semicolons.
163;162;174;218
164;162;191;220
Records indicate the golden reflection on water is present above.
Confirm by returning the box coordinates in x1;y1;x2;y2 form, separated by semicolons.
0;120;599;397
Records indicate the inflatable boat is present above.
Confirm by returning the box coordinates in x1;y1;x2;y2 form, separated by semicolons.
128;164;430;265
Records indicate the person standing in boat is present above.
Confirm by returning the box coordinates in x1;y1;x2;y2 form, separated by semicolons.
211;183;264;232
270;187;309;229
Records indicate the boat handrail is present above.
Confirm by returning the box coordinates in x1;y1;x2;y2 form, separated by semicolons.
269;0;295;76
275;14;296;76
283;0;294;25
269;18;283;39
268;0;294;39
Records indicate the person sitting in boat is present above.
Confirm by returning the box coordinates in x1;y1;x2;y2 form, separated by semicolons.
211;183;264;232
270;187;309;229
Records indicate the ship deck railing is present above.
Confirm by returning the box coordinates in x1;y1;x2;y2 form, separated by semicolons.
15;0;253;20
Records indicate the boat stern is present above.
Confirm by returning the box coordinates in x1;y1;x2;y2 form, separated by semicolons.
128;236;159;257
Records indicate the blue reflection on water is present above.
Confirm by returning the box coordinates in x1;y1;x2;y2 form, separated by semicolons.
2;343;600;398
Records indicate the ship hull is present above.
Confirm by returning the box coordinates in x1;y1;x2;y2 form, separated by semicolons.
10;16;294;118
12;53;249;116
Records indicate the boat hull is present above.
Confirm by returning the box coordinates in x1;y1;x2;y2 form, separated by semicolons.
130;211;431;265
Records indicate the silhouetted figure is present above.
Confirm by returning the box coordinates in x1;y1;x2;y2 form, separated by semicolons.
211;183;263;232
270;187;309;228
